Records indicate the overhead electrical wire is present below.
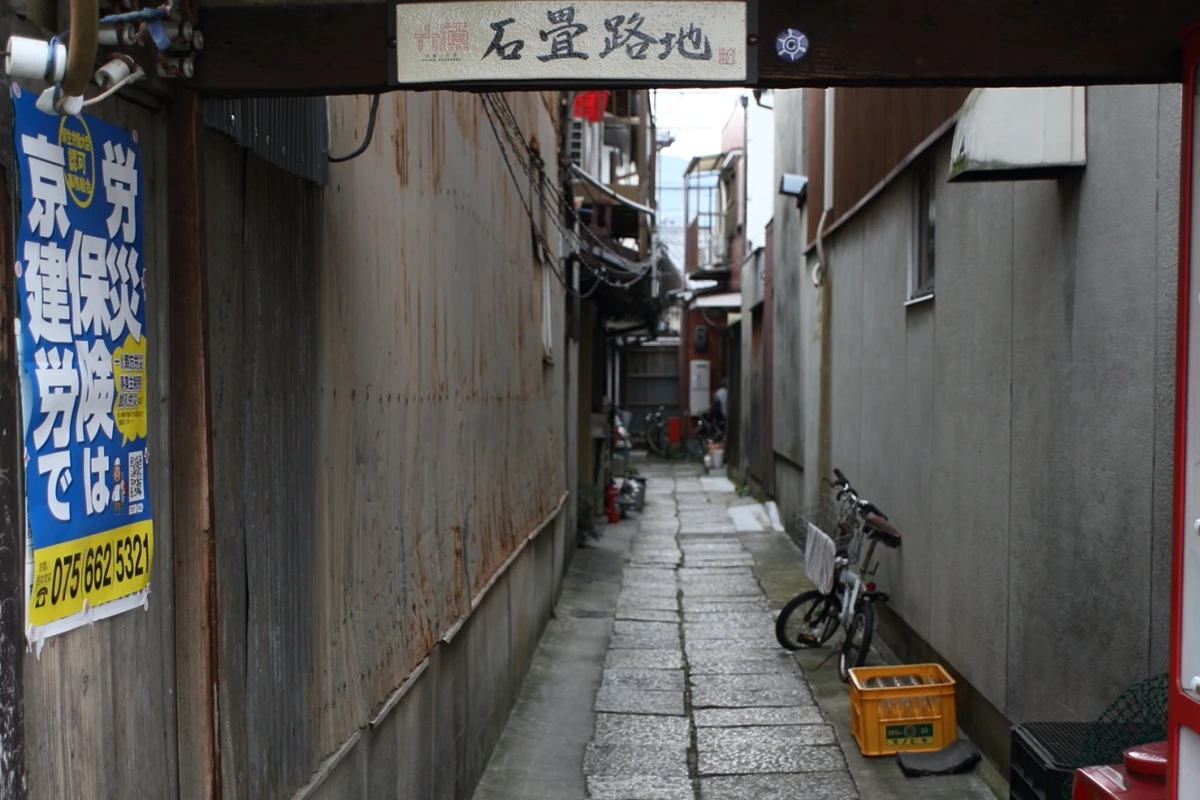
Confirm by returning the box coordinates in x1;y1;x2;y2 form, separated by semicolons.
82;66;145;107
479;94;602;298
479;92;663;295
488;95;661;289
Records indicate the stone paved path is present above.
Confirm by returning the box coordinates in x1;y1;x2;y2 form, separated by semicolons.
584;463;859;800
475;459;998;800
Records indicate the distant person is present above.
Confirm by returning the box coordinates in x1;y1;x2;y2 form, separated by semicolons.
711;380;727;429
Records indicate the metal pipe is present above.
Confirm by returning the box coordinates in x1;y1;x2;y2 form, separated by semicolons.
570;163;657;219
61;0;99;99
742;95;749;256
816;213;833;512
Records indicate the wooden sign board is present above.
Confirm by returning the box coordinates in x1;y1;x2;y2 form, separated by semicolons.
391;1;751;86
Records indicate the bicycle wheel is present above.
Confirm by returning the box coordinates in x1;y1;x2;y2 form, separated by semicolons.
837;602;874;683
646;422;667;456
775;590;841;650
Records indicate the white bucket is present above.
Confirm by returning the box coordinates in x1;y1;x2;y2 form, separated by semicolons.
711;448;724;469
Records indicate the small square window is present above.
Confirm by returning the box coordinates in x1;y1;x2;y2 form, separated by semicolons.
910;161;936;300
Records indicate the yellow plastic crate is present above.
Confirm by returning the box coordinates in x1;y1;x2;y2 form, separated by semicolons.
848;663;957;757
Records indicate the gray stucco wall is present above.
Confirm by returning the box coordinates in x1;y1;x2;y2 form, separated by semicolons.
772;89;808;471
770;90;819;517
775;84;1181;724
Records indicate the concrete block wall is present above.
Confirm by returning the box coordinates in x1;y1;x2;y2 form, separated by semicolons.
784;84;1181;732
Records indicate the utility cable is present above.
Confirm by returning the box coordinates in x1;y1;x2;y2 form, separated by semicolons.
480;94;599;298
329;94;381;163
481;93;658;283
83;67;145;107
479;92;664;302
481;94;643;292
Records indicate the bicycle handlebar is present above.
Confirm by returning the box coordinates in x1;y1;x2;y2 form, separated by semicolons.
858;499;887;520
829;468;889;519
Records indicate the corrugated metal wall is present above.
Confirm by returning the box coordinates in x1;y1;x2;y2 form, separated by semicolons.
205;90;564;799
807;87;969;241
22;98;179;800
203;97;329;186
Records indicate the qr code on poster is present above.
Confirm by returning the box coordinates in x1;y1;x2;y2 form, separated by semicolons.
128;451;145;502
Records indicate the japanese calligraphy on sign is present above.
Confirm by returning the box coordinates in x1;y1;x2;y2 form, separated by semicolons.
396;2;747;83
12;86;152;642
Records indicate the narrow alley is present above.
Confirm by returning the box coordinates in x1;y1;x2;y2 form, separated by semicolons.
473;461;997;800
2;2;1197;795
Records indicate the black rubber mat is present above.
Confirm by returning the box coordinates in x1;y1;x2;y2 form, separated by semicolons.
896;739;982;777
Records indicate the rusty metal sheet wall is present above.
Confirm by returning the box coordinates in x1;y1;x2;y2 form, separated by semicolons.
22;98;179;800
206;90;564;798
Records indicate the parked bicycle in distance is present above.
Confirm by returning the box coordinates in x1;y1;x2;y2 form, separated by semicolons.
643;406;724;459
644;406;668;456
693;407;725;447
775;468;903;683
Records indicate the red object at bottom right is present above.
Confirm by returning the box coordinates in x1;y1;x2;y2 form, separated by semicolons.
1072;741;1168;800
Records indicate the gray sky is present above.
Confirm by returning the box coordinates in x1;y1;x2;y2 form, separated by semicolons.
653;89;746;269
654;88;746;159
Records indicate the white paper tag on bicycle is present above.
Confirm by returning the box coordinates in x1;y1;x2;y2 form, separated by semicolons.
805;523;836;595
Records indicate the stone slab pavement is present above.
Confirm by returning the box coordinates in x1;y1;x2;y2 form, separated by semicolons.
473;461;1002;800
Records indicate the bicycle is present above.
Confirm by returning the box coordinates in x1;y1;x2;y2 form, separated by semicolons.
775;468;903;683
644;406;668;456
693;408;726;447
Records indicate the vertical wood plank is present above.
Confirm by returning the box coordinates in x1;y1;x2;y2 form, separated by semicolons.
0;158;26;800
169;90;221;800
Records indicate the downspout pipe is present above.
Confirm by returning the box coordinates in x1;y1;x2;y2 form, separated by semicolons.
60;0;99;108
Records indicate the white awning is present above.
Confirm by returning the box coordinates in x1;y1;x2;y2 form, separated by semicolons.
692;292;741;309
949;87;1087;182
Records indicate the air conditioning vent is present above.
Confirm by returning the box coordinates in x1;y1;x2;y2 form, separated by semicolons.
569;119;584;167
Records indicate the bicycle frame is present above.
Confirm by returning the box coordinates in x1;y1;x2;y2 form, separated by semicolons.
833;534;884;627
775;469;898;677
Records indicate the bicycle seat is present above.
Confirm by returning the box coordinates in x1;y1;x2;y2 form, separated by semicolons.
864;515;902;547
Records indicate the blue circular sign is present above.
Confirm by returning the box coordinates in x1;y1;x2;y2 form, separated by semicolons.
775;29;809;63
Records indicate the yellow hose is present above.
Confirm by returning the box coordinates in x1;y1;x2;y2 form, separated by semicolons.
61;0;98;99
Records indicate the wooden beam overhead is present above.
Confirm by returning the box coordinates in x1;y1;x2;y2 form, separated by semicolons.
759;0;1195;88
191;0;1196;96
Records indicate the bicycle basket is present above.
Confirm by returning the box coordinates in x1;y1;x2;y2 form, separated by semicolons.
791;496;861;561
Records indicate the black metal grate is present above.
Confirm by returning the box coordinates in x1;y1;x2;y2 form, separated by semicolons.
1008;674;1169;800
1018;722;1093;767
1010;723;1091;800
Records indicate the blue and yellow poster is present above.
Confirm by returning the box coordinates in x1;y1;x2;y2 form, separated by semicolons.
12;86;152;639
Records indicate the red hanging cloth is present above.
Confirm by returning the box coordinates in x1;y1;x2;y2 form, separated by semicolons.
572;90;610;123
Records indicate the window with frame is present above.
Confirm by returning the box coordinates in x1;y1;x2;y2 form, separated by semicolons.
910;160;936;300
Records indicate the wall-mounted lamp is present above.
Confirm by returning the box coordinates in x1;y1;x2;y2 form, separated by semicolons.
779;173;807;201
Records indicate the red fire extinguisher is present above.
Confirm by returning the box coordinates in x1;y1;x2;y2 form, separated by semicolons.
606;482;620;524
